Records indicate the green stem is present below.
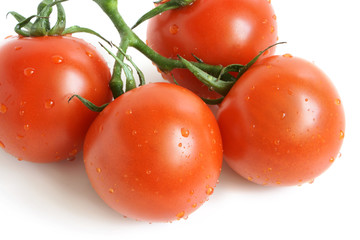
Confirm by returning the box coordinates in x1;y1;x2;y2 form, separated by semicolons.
92;0;227;95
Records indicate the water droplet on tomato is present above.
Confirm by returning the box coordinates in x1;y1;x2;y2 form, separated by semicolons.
126;109;133;115
270;26;275;33
181;128;190;137
0;103;7;114
14;46;22;51
19;110;25;116
153;129;159;134
272;14;277;20
44;100;55;109
274;139;280;146
281;112;286;120
247;176;253;181
192;203;197;208
24;67;35;77
262;19;269;24
0;141;5;149
308;179;315;184
189;190;194;195
176;211;185;220
16;135;24;140
287;89;294;96
206;186;214;195
339;130;345;140
132;130;137;136
96;168;102;173
329;157;335;163
305;98;309;102
282;53;293;58
86;51;94;58
51;55;64;64
169;24;179;35
24;124;30;131
178;143;183;147
109;188;115;194
69;148;78;156
335;99;341;105
146;170;152;175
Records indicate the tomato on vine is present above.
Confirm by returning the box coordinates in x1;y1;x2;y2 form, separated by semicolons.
84;82;223;222
217;55;345;186
146;0;278;98
0;1;112;162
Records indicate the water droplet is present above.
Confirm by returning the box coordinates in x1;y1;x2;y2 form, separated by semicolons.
44;100;55;109
146;170;152;175
176;211;185;220
178;143;182;147
329;157;335;163
189;190;194;195
287;89;294;95
19;110;25;116
247;176;253;181
276;181;281;185
132;130;137;136
181;128;190;137
270;26;275;33
0;141;5;149
16;134;24;140
0;103;7;114
335;99;341;105
262;19;269;24
309;179;315;184
109;188;114;194
51;55;64;64
126;109;133;115
86;51;94;58
206;186;214;196
274;139;280;146
24;67;35;77
173;46;179;54
272;14;277;20
282;53;293;58
24;124;30;131
339;130;345;140
153;129;159;134
69;148;78;156
96;168;102;173
305;98;309;102
169;24;179;35
14;46;22;51
281;112;286;120
192;203;197;208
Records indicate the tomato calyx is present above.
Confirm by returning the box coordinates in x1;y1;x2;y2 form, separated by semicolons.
7;0;109;43
179;42;285;104
132;0;196;29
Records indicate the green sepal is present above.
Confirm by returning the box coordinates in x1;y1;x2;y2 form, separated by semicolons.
6;11;33;31
68;95;109;112
48;1;66;35
132;0;196;29
63;26;111;45
112;43;146;86
179;56;234;96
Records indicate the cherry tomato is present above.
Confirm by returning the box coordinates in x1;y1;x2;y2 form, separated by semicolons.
217;55;345;186
0;35;112;163
84;82;223;222
147;0;278;98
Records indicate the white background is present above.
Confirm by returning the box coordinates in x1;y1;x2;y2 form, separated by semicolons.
0;0;359;239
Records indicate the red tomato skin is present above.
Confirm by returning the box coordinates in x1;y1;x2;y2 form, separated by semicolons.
84;83;223;222
0;36;112;163
147;0;278;98
217;55;345;186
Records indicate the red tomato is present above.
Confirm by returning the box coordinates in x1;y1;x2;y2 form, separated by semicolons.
217;55;345;186
84;82;223;222
147;0;278;98
0;35;112;163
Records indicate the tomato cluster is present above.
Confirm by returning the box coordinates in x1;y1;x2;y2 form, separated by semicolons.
0;0;345;223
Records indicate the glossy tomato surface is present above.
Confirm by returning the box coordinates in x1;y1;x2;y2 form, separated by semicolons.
84;82;223;222
0;35;112;163
147;0;278;98
217;55;345;186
